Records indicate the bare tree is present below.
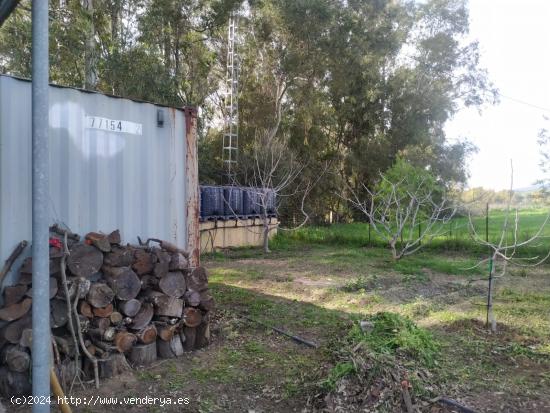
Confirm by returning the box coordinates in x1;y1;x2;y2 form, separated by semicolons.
344;170;457;260
468;163;550;332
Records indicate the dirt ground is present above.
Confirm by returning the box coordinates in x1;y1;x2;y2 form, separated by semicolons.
5;245;550;412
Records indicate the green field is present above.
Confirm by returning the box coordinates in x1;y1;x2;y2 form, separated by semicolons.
273;208;550;257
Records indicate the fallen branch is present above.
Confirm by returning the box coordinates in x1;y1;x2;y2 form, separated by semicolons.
73;279;99;389
432;397;478;413
0;240;28;287
59;231;81;388
243;315;318;348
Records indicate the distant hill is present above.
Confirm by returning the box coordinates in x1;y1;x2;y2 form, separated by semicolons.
514;184;545;193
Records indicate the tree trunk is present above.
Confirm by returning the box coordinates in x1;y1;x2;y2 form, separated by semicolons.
263;217;270;253
82;0;98;89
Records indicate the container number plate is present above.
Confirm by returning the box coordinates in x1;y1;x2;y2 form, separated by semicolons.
85;116;143;135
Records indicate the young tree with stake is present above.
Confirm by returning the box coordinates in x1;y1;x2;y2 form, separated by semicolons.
344;159;457;260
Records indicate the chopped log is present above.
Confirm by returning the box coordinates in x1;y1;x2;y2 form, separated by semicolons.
16;272;32;286
152;248;170;278
93;303;114;318
54;356;80;391
97;353;129;379
25;277;58;299
93;317;111;333
3;345;30;373
114;331;137;353
50;299;69;328
153;261;169;279
129;303;154;330
85;232;111;252
157;240;187;256
86;283;115;308
158;271;186;297
120;298;141;317
182;327;196;351
169;253;188;271
103;266;141;300
110;311;123;325
136;324;157;344
1;315;31;344
187;267;208;292
184;290;201;307
19;329;32;348
153;295;184;318
20;256;61;275
132;250;154;275
195;322;210;349
0;240;28;288
199;291;215;312
107;230;121;245
157;324;178;341
50;224;80;242
88;327;116;342
129;342;157;366
3;285;28;307
0;297;32;322
67;243;104;277
157;336;184;358
79;301;94;318
140;274;159;290
53;336;74;357
104;246;134;267
0;367;31;396
182;307;202;328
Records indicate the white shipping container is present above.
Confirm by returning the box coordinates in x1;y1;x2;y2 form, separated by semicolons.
0;75;199;288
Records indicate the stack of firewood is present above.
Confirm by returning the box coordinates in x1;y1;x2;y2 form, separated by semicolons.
0;226;213;396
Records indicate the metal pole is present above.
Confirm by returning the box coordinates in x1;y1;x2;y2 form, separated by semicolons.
32;0;50;411
485;203;489;243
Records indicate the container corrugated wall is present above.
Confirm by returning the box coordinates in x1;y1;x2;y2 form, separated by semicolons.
0;75;198;287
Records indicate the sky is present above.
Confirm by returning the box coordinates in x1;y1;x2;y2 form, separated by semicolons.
444;0;550;190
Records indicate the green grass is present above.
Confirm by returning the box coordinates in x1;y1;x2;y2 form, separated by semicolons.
348;312;439;366
272;208;550;257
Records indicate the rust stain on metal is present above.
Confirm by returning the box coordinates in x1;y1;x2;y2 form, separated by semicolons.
184;106;200;267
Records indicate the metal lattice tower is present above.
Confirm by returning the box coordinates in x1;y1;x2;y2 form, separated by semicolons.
223;12;239;180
